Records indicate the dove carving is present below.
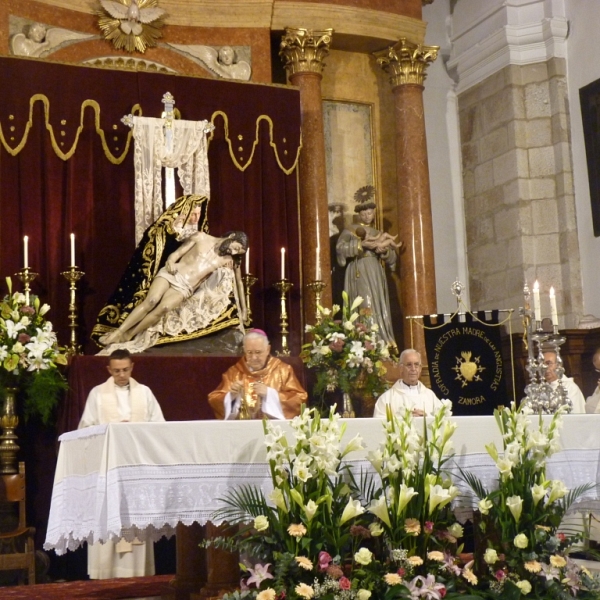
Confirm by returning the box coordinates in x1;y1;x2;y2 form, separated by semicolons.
97;0;166;53
99;0;164;36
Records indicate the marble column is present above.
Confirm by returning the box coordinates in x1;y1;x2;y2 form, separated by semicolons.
280;28;333;329
374;39;439;357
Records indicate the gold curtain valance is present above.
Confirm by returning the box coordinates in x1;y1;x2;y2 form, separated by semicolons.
0;95;301;173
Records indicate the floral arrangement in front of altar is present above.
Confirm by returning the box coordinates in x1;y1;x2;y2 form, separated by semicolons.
460;402;600;599
0;278;68;424
207;405;486;600
301;292;391;402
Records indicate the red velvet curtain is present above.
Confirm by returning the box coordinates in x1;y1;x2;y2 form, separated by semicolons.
0;56;302;354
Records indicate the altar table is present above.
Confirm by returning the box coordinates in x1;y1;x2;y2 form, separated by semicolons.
45;415;600;559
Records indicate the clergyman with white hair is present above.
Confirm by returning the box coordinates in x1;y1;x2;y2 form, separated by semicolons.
373;348;443;418
208;329;306;420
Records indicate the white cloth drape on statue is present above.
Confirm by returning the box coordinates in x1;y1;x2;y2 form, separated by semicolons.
131;116;214;243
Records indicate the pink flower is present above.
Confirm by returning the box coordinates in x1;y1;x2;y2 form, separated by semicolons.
350;525;371;538
495;570;506;581
329;340;345;352
397;567;406;577
318;551;332;571
246;563;274;588
339;577;351;590
424;521;434;534
17;333;31;344
406;574;446;600
364;341;374;351
327;565;343;580
20;306;35;315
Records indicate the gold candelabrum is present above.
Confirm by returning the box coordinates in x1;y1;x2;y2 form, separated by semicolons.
307;280;327;324
243;273;258;326
61;266;85;357
273;279;293;356
15;267;39;306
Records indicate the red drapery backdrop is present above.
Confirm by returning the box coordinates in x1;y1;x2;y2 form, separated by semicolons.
0;56;303;355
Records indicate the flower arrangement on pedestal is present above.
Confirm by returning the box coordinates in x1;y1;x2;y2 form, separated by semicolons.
301;292;391;411
208;405;484;600
461;402;600;599
0;278;68;424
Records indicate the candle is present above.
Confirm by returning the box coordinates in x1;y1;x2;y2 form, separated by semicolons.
316;248;321;281
533;280;541;322
23;236;29;269
70;233;76;267
281;247;286;280
245;246;250;274
549;286;558;325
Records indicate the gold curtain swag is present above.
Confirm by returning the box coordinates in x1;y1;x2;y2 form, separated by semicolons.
0;95;301;174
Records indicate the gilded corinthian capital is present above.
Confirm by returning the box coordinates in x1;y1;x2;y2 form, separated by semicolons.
374;38;439;87
279;28;333;77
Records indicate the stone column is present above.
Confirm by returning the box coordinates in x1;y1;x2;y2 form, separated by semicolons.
374;39;439;357
280;28;333;328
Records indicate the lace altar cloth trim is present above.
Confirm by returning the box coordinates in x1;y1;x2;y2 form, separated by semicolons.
44;448;600;555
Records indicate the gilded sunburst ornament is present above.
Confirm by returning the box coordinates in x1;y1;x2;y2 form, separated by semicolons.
97;0;165;54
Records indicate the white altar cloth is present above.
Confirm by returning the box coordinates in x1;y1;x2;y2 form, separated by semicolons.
44;416;600;556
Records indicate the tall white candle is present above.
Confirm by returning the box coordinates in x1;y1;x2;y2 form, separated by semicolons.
533;280;541;322
316;248;321;281
549;286;558;325
70;233;76;267
23;236;29;269
245;246;250;274
281;247;286;280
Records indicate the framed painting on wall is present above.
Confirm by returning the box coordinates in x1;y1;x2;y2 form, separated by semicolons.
323;100;377;306
323;100;376;215
580;78;600;237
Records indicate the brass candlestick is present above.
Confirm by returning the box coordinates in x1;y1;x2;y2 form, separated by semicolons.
0;388;20;474
273;279;293;356
15;268;39;306
243;273;258;326
307;280;327;324
61;266;85;357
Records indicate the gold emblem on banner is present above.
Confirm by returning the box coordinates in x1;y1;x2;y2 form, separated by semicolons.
453;351;485;388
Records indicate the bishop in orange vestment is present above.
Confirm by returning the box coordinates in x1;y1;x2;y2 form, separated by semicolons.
208;330;306;419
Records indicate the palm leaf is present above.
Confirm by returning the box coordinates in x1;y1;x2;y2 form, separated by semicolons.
212;484;270;524
455;465;489;500
557;482;598;517
347;467;380;504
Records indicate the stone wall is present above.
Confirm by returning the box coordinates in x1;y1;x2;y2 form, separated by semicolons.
459;58;581;328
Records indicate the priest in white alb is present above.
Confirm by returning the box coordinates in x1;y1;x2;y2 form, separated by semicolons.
373;348;442;417
78;348;165;579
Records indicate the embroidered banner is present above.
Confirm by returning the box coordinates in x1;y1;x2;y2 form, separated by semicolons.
423;312;506;416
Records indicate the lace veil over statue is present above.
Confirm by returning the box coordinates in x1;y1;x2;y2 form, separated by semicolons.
91;195;244;354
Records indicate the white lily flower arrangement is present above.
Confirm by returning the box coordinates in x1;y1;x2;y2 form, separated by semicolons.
0;277;67;424
460;402;600;598
301;292;391;405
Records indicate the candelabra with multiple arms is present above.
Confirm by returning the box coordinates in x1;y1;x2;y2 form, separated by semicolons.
520;283;570;414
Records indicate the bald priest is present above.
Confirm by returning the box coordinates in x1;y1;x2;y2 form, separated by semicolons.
208;329;307;420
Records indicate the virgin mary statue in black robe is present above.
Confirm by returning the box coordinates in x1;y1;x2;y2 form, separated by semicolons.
91;195;245;353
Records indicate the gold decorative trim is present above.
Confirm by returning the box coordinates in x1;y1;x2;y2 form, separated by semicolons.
279;27;333;77
374;38;439;87
0;96;301;173
209;111;301;175
82;56;175;73
0;94;138;165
